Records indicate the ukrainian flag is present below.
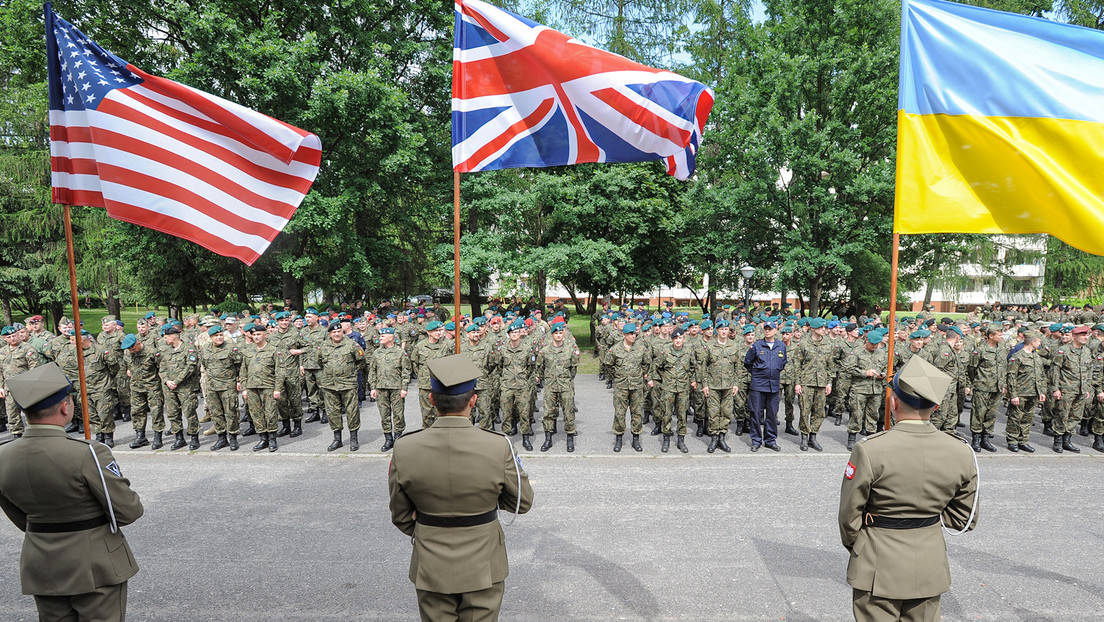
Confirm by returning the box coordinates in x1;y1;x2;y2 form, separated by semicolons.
897;0;1104;254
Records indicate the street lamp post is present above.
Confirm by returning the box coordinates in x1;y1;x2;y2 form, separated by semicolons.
740;265;756;315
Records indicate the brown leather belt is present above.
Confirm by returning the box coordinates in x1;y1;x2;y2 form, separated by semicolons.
416;509;498;528
26;515;108;533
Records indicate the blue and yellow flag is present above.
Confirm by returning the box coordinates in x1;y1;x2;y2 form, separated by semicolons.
897;0;1104;254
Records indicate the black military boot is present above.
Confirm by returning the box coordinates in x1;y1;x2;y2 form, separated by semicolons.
253;432;270;452
1093;434;1104;453
785;422;798;436
651;421;663;436
289;420;303;438
1079;420;1090;436
642;410;651;425
741;421;751;434
970;433;982;452
540;432;553;452
188;433;200;450
661;434;670;453
707;434;719;453
695;420;705;437
130;430;150;449
613;434;623;452
304;408;320;423
1018;442;1035;453
598;372;605;380
979;433;996;452
268;433;278;452
381;432;395;452
121;407;131;422
1052;434;1063;453
605;379;613;389
808;433;823;452
551;419;558;435
64;420;80;434
211;433;229;451
171;431;187;450
566;434;575;453
319;409;328;424
241;420;256;436
327;431;343;452
102;433;114;448
734;422;744;437
522;434;533;451
1043;421;1056;436
114;405;123;421
676;435;688;453
631;433;643;452
799;433;809;451
717;433;731;453
1007;443;1019;452
846;432;857;451
276;421;291;437
1062;433;1080;453
349;430;360;451
835;413;843;426
229;434;239;451
151;431;164;450
95;432;105;444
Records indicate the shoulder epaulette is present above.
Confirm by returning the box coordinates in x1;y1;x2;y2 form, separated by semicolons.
861;430;889;442
478;427;507;438
64;436;96;446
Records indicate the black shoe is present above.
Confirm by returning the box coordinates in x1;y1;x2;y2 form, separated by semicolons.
188;434;200;450
642;410;651;425
765;442;780;452
734;423;744;437
211;433;229;451
1053;435;1063;453
979;434;996;452
599;373;605;380
661;434;670;453
269;433;278;452
129;430;150;449
349;430;359;451
381;433;394;452
171;431;187;450
522;434;533;451
695;420;705;437
785;423;798;436
741;421;751;434
1018;443;1035;453
1007;443;1019;452
676;435;688;453
229;434;239;451
799;433;809;451
1062;432;1080;453
750;443;761;452
651;422;662;436
605;380;613;389
717;434;731;453
304;409;320;423
1079;420;1091;436
64;421;80;434
566;434;575;452
102;433;114;448
541;432;553;452
1043;421;1056;437
808;434;823;452
151;431;164;450
956;421;965;428
860;428;870;437
327;431;343;452
241;421;256;436
707;434;718;453
614;434;623;452
95;432;105;444
1094;434;1104;453
846;433;856;451
320;410;328;424
289;420;303;438
971;433;982;452
276;421;291;438
253;432;270;452
834;414;843;426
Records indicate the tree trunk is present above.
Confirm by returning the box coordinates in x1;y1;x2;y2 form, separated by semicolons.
564;282;586;315
49;301;65;330
707;273;717;316
536;270;547;306
1;297;11;326
923;279;935;307
105;267;121;317
808;278;823;317
234;263;248;303
468;276;482;317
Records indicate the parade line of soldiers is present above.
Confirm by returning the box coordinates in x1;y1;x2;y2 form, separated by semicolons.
3;298;1104;455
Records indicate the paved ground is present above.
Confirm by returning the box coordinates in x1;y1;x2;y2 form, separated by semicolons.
1;374;1102;620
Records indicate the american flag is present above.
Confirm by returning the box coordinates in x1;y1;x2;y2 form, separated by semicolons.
45;6;321;265
452;0;714;180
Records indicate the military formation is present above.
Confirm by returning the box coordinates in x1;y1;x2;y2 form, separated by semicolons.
3;298;1104;455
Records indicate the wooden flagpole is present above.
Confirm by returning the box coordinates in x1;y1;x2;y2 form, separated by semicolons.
453;171;462;354
62;204;92;439
883;231;901;430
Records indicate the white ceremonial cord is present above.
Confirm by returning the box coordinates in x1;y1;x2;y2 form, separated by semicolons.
500;436;522;527
942;447;980;537
88;444;119;534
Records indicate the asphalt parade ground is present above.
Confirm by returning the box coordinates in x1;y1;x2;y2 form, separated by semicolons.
1;373;1103;621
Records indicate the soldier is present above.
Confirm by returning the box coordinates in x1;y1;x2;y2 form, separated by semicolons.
158;325;200;450
845;331;888;450
388;355;533;622
1049;325;1097;453
460;324;499;429
651;327;696;453
779;326;799;436
967;326;1006;452
24;315;52;366
238;323;285;452
1006;331;1045;453
319;322;367;451
0;363;144;622
744;320;787;452
369;327;411;451
96;316;126;423
499;320;537;450
733;325;757;436
701;320;741;453
605;322;651;453
839;356;978;622
792;317;835;452
301;308;327;424
931;326;968;433
1;325;40;437
120;333;165;449
270;311;307;438
200;326;243;451
411;321;452;429
534;323;580;452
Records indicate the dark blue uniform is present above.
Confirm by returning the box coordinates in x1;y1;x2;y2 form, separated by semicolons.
744;338;787;448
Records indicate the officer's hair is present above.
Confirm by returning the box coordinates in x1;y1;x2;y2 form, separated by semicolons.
431;390;476;415
26;399;66;422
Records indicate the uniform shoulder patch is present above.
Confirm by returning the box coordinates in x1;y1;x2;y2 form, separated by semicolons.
844;461;856;479
105;460;122;477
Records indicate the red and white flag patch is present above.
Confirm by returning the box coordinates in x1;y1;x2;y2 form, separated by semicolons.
844;462;856;480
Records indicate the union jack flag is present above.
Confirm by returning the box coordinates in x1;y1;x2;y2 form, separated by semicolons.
452;0;714;180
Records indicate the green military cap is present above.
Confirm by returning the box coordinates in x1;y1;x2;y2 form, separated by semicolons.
425;320;443;331
274;311;290;320
207;325;223;336
700;320;713;329
551;323;566;333
908;330;926;339
427;354;481;395
0;326;14;336
242;322;256;332
328;321;344;332
891;355;952;410
465;323;480;333
444;321;456;331
946;325;964;338
622;323;637;333
780;326;793;334
1049;323;1064;332
807;317;827;329
120;333;138;349
6;362;72;412
866;331;883;345
1094;324;1104;331
100;315;117;324
742;325;754;335
379;326;395;334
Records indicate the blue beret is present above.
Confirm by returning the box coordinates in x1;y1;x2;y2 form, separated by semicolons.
143;312;156;320
379;327;395;335
444;321;455;331
622;323;637;334
0;326;14;336
425;320;443;331
827;320;840;329
866;331;883;345
702;313;710;319
274;311;290;320
119;333;137;349
700;320;713;329
208;326;223;336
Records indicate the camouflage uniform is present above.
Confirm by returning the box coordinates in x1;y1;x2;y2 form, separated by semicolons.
200;341;244;435
300;324;327;416
411;338;452;428
238;342;285;435
0;341;39;434
124;343;164;435
499;340;536;435
270;328;306;425
605;339;650;436
700;339;741;435
535;340;580;434
369;344;411;435
931;343;967;431
967;341;1006;438
651;343;696;436
1049;342;1095;436
461;337;501;428
1006;346;1046;445
160;342;200;436
318;337;366;432
791;337;836;435
845;346;888;435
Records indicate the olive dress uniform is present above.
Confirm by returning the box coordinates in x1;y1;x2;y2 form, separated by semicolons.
388;355;534;622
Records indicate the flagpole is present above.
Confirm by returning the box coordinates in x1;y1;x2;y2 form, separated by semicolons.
453;171;462;354
883;230;901;430
62;204;92;439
